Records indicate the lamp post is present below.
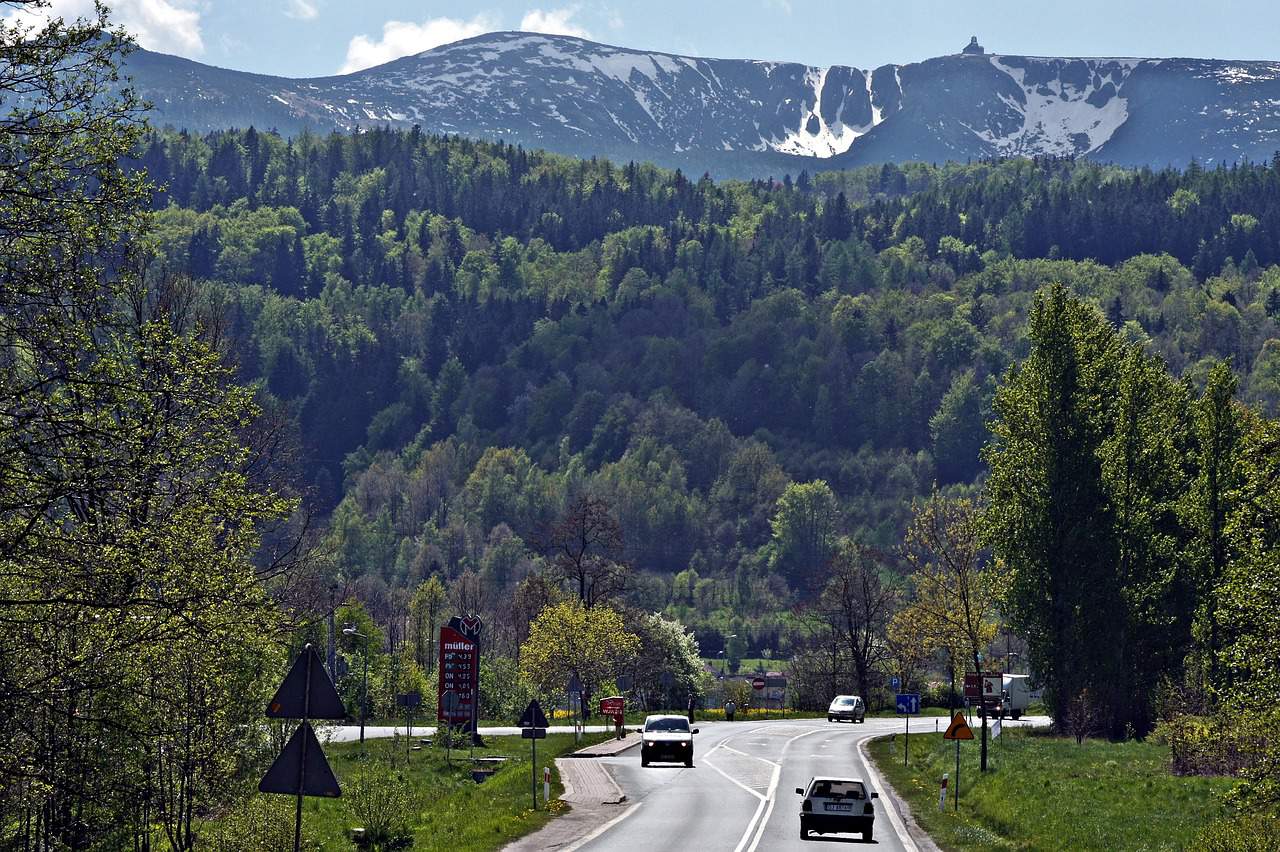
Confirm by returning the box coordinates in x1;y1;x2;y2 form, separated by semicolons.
342;624;369;748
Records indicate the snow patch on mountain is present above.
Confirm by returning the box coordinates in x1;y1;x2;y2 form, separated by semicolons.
771;65;883;157
984;56;1140;156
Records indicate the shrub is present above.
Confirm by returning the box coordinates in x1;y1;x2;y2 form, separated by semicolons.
345;764;416;850
1192;814;1280;852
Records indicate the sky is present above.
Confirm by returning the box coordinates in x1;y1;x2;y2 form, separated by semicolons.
9;0;1280;77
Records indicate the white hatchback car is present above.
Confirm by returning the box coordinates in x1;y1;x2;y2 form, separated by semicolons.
797;776;877;841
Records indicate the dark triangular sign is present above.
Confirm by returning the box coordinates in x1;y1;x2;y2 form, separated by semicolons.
258;722;341;798
266;645;346;719
518;699;549;729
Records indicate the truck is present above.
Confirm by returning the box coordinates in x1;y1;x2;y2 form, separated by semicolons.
997;674;1031;719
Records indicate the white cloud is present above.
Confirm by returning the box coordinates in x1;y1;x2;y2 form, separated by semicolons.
520;7;592;39
4;0;204;56
285;0;318;21
340;14;497;74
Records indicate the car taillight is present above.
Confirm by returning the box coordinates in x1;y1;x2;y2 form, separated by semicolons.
802;800;812;812
864;803;874;815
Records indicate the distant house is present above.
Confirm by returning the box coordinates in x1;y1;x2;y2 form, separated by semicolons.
962;36;985;56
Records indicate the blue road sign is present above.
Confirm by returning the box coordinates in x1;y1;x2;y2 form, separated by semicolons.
890;676;901;692
896;693;921;714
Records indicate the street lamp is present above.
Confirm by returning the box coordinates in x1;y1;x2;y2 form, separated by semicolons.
342;624;369;748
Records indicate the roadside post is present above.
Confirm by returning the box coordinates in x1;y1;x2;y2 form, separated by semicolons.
397;691;421;752
442;691;459;766
896;692;921;766
518;699;550;810
260;644;346;852
942;711;974;812
938;773;948;811
567;673;583;743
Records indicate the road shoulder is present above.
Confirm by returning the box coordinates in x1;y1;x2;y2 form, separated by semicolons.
858;734;943;852
502;738;633;851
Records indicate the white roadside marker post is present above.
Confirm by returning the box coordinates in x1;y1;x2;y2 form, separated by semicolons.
543;765;551;804
939;773;948;812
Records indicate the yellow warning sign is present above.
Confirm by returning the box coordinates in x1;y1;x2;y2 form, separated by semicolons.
942;712;974;741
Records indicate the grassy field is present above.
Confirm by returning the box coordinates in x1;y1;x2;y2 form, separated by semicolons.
868;729;1234;851
208;730;611;851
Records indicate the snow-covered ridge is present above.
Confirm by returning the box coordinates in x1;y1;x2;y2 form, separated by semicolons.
121;31;1280;176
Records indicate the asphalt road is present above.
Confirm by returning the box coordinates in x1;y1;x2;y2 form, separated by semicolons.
571;715;1048;852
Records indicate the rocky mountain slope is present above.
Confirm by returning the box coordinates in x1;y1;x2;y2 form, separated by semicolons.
125;32;1280;177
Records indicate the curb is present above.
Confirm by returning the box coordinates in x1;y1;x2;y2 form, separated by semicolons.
858;734;942;852
561;733;642;758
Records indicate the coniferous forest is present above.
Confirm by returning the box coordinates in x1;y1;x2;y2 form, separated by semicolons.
4;5;1280;844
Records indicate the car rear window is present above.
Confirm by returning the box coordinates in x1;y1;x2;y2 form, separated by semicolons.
810;780;867;800
645;717;690;732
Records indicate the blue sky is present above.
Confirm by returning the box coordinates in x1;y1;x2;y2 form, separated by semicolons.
15;0;1280;77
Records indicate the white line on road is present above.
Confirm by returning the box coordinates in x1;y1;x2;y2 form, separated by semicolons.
742;727;826;852
702;747;767;802
856;732;920;852
562;801;643;852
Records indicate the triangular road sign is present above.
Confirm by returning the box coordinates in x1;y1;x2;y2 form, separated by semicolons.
258;722;341;798
267;645;346;720
942;712;975;741
518;699;549;729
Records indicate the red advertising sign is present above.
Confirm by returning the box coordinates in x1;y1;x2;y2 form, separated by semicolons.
963;672;983;700
438;625;479;728
600;696;625;717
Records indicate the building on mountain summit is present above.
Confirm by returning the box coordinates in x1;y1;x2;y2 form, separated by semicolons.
962;36;985;55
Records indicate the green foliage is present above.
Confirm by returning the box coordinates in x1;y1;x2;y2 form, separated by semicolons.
519;600;640;699
1193;814;1280;852
0;8;295;843
345;761;417;849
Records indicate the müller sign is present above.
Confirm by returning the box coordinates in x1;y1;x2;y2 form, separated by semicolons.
437;615;482;732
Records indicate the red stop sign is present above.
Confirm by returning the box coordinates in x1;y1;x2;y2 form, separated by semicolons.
751;677;766;690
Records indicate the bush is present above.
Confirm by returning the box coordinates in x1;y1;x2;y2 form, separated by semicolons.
345;763;416;850
1192;814;1280;852
201;792;325;851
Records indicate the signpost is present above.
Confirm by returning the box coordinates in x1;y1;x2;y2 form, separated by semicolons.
601;696;625;738
397;691;422;747
439;615;483;749
896;692;921;766
942;712;974;811
982;673;1004;709
891;676;901;692
567;673;583;741
259;644;346;852
518;700;550;810
751;676;765;691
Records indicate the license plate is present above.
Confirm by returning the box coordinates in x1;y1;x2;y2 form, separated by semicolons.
824;803;852;812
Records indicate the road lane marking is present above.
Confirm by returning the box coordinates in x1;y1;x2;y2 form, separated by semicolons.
856;733;920;852
702;746;767;801
743;726;827;852
562;801;642;852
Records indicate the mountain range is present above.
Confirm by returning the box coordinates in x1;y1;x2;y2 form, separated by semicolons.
125;32;1280;178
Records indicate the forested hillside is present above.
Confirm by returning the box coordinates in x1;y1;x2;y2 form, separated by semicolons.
135;127;1280;658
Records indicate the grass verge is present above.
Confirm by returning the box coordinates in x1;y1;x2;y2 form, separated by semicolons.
208;730;611;851
868;729;1233;851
